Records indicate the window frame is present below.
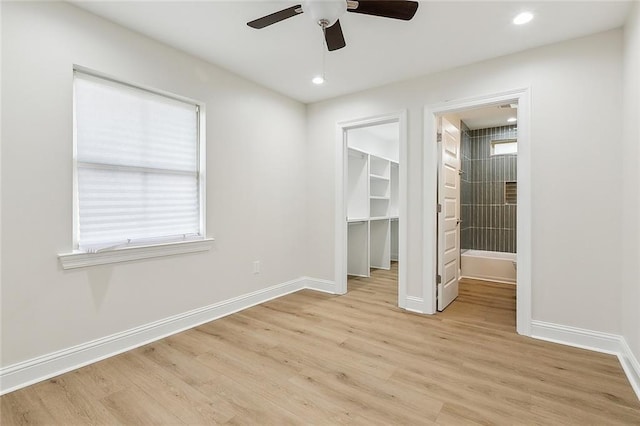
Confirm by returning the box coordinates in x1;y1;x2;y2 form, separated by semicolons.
490;138;518;156
60;66;212;269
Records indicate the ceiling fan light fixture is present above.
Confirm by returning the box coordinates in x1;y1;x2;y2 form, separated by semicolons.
247;1;419;51
513;11;534;25
302;0;347;27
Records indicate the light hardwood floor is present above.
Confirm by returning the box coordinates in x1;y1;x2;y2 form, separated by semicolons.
2;263;640;424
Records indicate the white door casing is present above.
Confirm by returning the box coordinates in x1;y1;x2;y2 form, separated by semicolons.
437;116;461;311
335;111;408;305
423;88;531;336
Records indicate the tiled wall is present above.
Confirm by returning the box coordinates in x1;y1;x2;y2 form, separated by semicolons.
460;124;517;253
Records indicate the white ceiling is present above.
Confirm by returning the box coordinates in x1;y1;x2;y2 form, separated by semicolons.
70;1;632;104
458;103;518;130
356;121;399;142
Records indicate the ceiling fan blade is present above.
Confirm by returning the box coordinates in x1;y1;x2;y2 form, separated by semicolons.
348;1;419;21
325;19;346;51
247;5;302;29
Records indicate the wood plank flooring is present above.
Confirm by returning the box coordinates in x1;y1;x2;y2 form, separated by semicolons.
2;263;640;424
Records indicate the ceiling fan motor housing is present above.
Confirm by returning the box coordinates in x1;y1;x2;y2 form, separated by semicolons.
302;0;347;27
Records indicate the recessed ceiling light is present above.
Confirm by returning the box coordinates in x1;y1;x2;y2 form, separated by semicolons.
513;11;533;25
507;117;517;123
312;76;325;85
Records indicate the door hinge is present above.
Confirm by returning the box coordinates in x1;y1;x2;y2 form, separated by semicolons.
436;274;442;284
437;203;442;213
436;133;442;143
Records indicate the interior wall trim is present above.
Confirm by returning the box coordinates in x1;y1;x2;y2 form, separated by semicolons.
302;277;337;294
404;296;425;313
531;320;640;400
619;337;640;400
0;276;336;396
531;320;621;353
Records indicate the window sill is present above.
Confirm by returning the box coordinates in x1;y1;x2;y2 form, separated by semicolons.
58;238;214;270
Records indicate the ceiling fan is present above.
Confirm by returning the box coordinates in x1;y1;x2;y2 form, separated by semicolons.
247;0;419;51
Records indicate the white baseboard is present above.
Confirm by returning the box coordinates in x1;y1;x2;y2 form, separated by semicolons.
619;338;640;400
302;276;338;294
0;276;336;395
531;320;640;400
531;320;621;354
460;275;516;285
404;296;425;313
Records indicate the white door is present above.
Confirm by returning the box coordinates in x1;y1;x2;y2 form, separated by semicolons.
437;117;461;311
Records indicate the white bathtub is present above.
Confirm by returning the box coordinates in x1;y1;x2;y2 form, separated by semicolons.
461;250;517;284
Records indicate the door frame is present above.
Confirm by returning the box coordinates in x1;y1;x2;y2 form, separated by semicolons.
423;88;532;336
334;111;408;307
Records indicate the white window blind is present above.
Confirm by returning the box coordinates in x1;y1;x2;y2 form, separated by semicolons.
74;71;202;253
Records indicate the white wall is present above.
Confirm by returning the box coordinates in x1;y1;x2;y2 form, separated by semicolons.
347;123;400;162
306;30;624;334
1;0;633;377
622;2;640;363
1;2;307;367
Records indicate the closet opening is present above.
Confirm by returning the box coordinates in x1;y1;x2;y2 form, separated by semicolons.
346;122;399;291
335;112;407;307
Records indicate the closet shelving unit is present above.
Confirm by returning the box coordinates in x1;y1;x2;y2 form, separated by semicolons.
347;147;399;277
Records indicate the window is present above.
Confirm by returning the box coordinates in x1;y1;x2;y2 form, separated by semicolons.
490;138;517;156
73;70;205;254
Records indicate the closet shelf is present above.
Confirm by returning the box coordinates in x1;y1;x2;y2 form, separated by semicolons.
348;217;369;223
347;142;399;277
348;147;368;159
370;174;390;181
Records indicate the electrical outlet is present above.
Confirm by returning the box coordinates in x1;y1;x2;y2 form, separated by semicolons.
253;260;260;274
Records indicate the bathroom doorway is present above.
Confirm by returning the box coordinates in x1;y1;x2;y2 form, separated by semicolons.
458;106;518;283
437;105;519;312
424;89;531;335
